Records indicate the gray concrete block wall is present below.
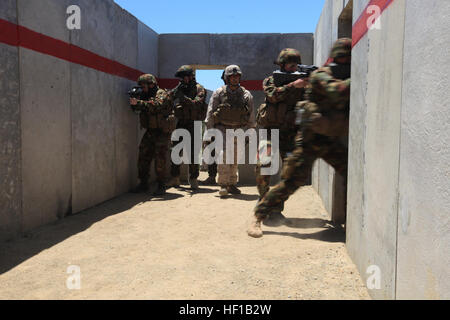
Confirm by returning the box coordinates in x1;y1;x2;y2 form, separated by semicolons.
396;0;450;299
112;4;139;196
316;0;450;300
0;0;21;242
312;0;351;220
0;0;158;240
18;0;73;230
348;0;407;300
345;0;370;284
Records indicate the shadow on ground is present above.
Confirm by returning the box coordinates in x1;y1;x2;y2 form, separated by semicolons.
0;191;160;275
264;224;345;243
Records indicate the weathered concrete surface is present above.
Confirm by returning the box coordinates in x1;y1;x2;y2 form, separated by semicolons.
159;34;210;80
71;66;117;213
347;0;406;300
396;0;450;299
0;0;21;242
346;0;370;288
18;0;72;231
70;0;115;61
112;4;139;195
137;22;159;75
70;0;115;213
312;0;352;222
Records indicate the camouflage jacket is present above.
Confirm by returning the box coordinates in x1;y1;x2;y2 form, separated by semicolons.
263;75;304;105
136;88;175;132
307;66;350;113
173;82;207;123
136;88;172;114
256;75;304;129
298;65;351;137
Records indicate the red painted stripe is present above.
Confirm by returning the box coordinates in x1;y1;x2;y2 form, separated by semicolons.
352;0;394;47
0;18;264;91
241;80;263;91
0;18;143;81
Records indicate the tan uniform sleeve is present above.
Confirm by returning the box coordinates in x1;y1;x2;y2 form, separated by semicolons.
245;90;256;128
205;88;221;129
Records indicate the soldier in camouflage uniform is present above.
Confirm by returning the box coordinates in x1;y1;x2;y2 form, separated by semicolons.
205;65;256;198
130;74;175;196
167;65;207;190
255;49;307;223
248;38;352;238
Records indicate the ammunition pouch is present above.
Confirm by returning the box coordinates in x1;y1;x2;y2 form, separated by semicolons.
175;101;207;122
295;100;348;137
257;102;296;129
214;102;250;127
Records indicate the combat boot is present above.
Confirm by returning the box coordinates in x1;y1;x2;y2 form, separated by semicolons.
154;182;166;196
200;176;217;186
263;211;288;227
247;214;264;238
227;185;241;195
167;176;180;188
219;186;229;198
131;181;149;193
190;178;199;190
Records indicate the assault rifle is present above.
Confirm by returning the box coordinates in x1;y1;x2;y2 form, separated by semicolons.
273;64;318;87
170;82;189;101
127;86;144;113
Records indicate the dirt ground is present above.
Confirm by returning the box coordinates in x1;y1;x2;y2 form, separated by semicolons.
0;172;370;300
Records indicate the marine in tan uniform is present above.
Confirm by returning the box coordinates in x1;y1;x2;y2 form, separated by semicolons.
204;65;256;198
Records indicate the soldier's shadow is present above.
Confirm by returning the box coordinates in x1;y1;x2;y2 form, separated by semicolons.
176;186;218;196
233;194;260;201
284;218;330;229
150;192;184;201
263;223;345;243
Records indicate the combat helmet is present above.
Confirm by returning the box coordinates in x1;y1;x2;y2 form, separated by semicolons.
331;38;352;58
137;74;157;85
222;65;242;82
275;48;302;65
175;65;195;78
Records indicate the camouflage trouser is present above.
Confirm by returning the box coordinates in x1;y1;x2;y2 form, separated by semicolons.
138;129;170;184
171;123;200;180
255;129;296;198
208;148;217;178
254;129;348;218
218;138;238;186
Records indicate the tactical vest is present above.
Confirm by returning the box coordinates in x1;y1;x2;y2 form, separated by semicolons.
296;66;350;137
213;85;250;127
174;83;208;122
257;76;304;129
140;89;176;134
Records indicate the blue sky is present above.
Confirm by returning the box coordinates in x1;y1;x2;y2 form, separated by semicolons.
115;0;325;90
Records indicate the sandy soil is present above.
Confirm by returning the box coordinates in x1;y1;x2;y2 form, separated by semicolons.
0;173;370;300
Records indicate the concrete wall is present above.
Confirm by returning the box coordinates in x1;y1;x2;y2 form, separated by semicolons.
0;0;22;241
312;0;352;221
396;0;450;299
315;0;450;299
347;0;406;300
0;0;159;241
